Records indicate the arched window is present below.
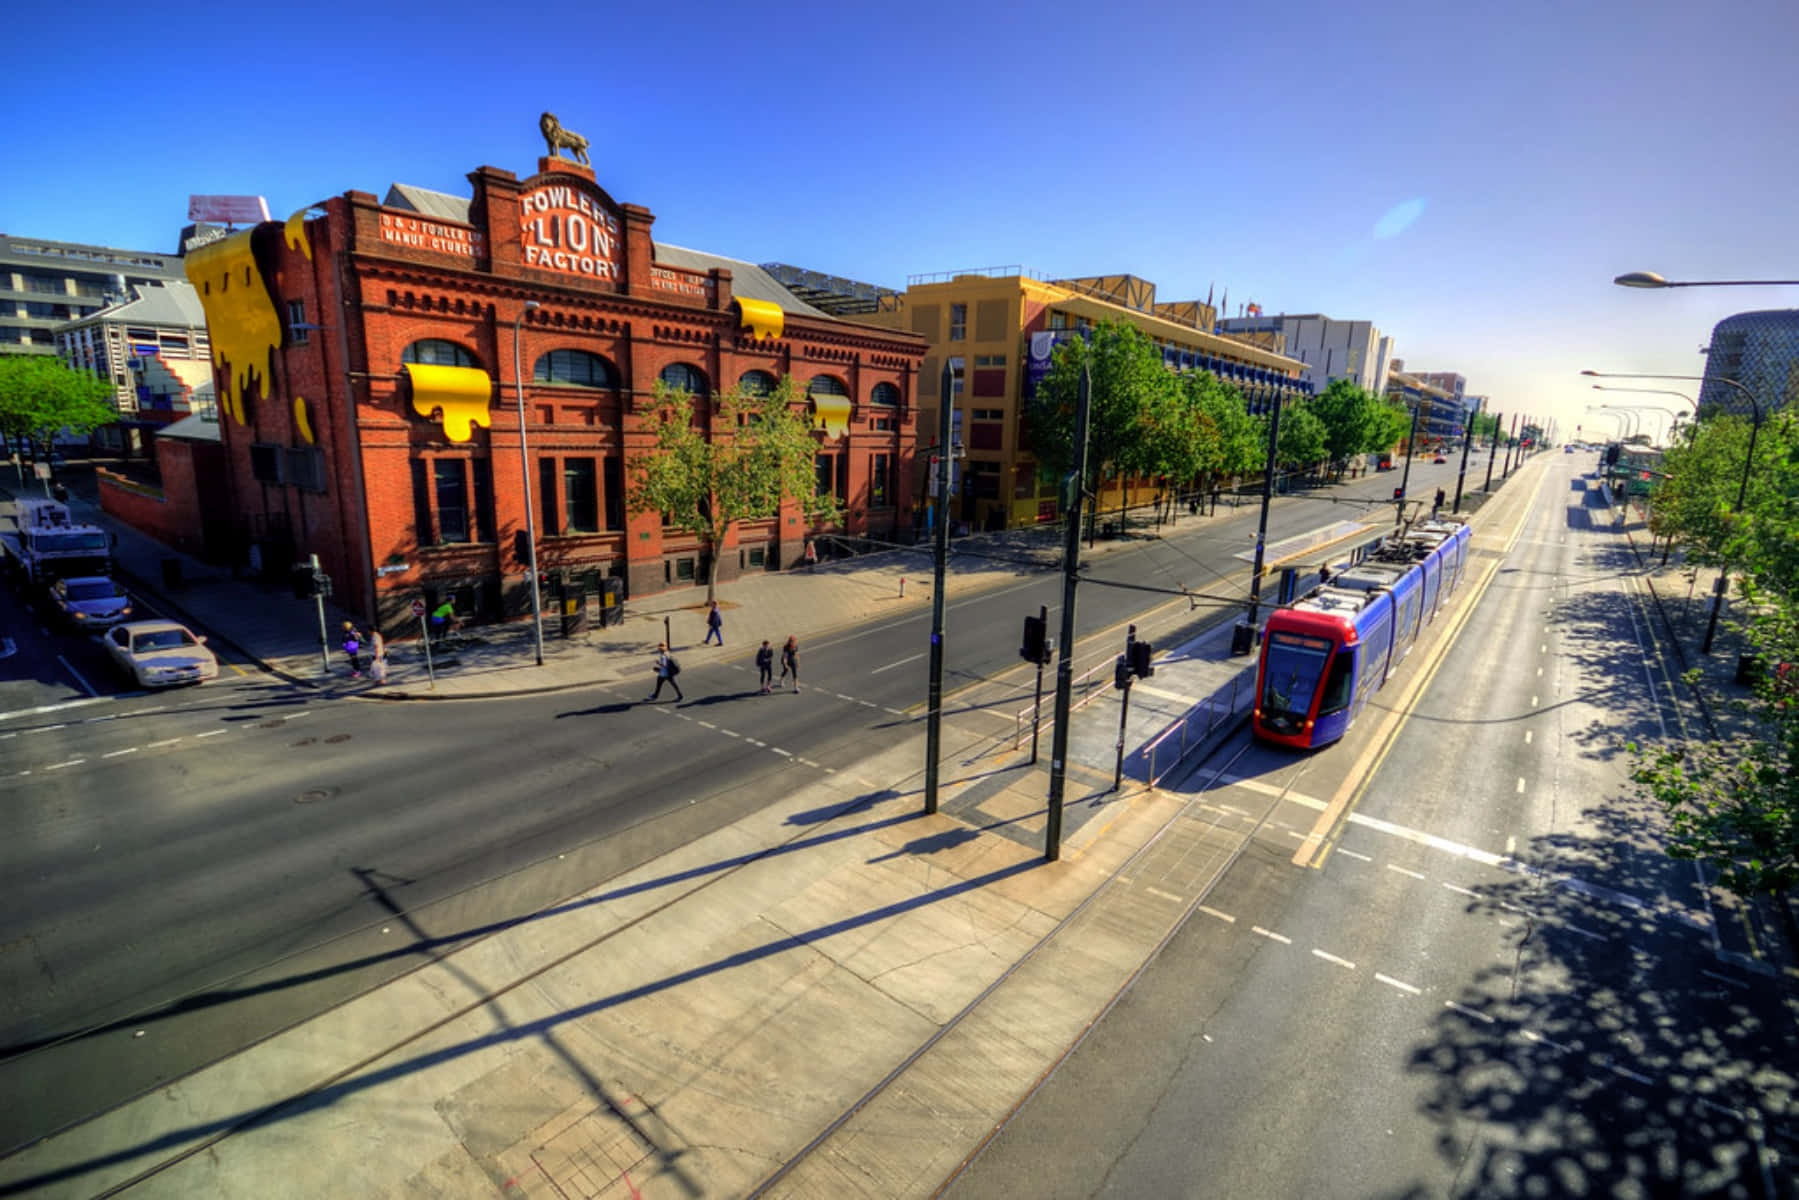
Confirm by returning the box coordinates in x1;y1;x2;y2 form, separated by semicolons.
870;382;900;406
807;374;849;398
738;369;779;397
534;349;618;389
401;339;477;368
659;362;708;396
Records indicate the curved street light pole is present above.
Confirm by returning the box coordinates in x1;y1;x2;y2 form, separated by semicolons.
1614;271;1799;289
1588;383;1696;411
512;301;546;666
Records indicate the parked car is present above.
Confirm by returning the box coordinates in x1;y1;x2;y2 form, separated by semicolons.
103;620;218;687
48;575;132;630
1432;454;1447;464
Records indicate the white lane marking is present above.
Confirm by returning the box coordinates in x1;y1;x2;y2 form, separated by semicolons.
1446;1002;1495;1024
698;721;717;729
102;747;139;758
45;759;85;771
15;770;29;776
1702;970;1748;990
858;699;877;707
745;738;766;747
1334;848;1372;862
0;696;111;722
836;693;856;701
1387;864;1427;881
195;730;227;739
28;725;67;735
0;732;12;740
720;730;741;738
1312;949;1355;970
1251;926;1291;944
1536;666;1543;677
85;714;117;723
797;758;820;768
1517;1028;1573;1053
280;710;312;721
1698;1098;1745;1120
1442;882;1478;897
1524;730;1533;745
770;748;792;757
1531;695;1539;708
1211;772;1328;811
1197;905;1236;923
1506;836;1516;855
871;652;925;675
1146;886;1184;904
1516;778;1526;794
1539;644;1545;653
1376;973;1421;995
58;656;97;697
1607;1061;1653;1085
145;738;182;749
885;707;907;716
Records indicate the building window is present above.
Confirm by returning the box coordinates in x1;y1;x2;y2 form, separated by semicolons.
434;460;469;543
411;459;433;543
563;458;598;532
286;300;308;344
1048;311;1068;331
974;355;1007;368
871;383;900;410
402;339;477;368
249;443;281;483
870;453;891;507
534;349;617;388
745;545;767;569
604;456;625;531
816;455;833;498
659;362;707;396
284;447;326;493
539;458;559;536
807;374;848;398
738;370;778;396
949;303;967;341
473;459;496;543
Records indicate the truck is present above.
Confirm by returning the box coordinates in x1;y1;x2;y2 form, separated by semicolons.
1;498;115;588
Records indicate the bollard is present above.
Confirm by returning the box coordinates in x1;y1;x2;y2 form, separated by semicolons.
900;576;905;598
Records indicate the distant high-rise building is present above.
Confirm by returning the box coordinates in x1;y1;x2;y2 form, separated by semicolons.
1215;313;1392;394
1701;309;1799;418
1;233;185;356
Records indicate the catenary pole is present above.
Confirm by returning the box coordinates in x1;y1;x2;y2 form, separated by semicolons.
1245;390;1283;629
1453;396;1480;511
1394;402;1421;533
924;360;954;814
1484;411;1503;493
1045;365;1092;862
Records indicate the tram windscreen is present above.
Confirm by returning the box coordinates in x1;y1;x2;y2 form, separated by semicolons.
1261;632;1333;721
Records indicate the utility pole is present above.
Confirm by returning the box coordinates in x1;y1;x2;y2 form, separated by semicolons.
1452;396;1480;512
1393;402;1422;533
1045;366;1092;862
924;360;954;814
1502;413;1520;477
1113;625;1137;791
309;552;330;676
1484;410;1503;493
1243;390;1284;634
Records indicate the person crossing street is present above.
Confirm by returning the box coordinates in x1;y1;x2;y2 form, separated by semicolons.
778;635;799;692
756;640;774;694
647;642;684;702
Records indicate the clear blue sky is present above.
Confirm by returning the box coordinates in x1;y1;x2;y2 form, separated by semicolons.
7;0;1795;441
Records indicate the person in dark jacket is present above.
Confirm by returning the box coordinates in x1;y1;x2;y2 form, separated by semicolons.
756;640;774;694
703;601;724;646
647;642;683;702
778;635;799;692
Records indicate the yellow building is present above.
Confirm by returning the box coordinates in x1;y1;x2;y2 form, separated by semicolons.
856;268;1310;531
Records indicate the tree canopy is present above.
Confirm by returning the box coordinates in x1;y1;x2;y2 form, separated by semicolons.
0;355;116;453
627;376;835;601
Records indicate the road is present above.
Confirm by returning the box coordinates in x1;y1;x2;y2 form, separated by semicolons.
0;456;1494;1153
949;453;1797;1197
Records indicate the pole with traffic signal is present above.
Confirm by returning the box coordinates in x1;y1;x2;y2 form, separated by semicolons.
1045;366;1092;862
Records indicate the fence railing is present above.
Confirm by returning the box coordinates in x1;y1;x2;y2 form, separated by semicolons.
1141;671;1254;788
1013;658;1114;749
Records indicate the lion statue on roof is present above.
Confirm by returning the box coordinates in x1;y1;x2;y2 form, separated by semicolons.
540;112;590;166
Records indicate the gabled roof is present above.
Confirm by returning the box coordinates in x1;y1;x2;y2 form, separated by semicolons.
66;281;207;330
384;183;473;222
653;244;828;317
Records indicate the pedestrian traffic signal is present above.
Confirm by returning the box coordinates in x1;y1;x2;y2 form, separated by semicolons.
1020;614;1050;664
312;570;333;598
1128;639;1154;679
1113;655;1131;691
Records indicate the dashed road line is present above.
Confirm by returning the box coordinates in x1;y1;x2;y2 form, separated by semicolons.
1702;970;1748;990
1606;1061;1653;1085
195;730;227;739
27;725;66;735
1442;882;1478;897
698;721;717;729
1145;886;1184;904
1334;848;1371;862
45;759;85;771
770;748;792;757
102;747;139;758
1376;973;1421;995
797;758;820;768
1197;905;1235;923
145;738;182;749
1445;1002;1494;1024
1251;926;1291;944
1312;949;1355;970
1386;864;1427;881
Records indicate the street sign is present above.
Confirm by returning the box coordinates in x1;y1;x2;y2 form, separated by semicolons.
33;462;50;480
410;598;426;617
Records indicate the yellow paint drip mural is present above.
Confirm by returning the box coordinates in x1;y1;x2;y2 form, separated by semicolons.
405;363;493;443
284;208;314;260
735;297;784;340
292;395;316;444
812;393;851;441
184;230;282;425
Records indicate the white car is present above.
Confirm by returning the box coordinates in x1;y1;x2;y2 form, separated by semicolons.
103;620;219;688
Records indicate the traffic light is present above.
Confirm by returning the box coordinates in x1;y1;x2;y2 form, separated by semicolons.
1128;639;1154;679
1020;614;1050;664
312;570;333;598
1113;655;1131;690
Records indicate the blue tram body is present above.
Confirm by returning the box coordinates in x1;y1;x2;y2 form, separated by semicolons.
1252;517;1473;749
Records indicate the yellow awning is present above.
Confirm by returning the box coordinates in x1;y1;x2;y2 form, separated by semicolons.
812;392;851;440
406;363;493;443
736;296;784;340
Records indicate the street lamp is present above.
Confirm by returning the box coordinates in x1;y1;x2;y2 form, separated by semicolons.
1600;402;1682;444
1586;383;1696;412
1614;270;1799;289
513;300;545;666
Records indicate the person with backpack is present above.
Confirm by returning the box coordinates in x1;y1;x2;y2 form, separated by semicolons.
703;600;724;646
778;635;799;692
647;642;683;702
755;640;774;694
340;620;365;679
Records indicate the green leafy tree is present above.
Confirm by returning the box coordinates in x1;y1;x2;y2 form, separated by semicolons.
1647;415;1769;571
1274;402;1328;470
1024;321;1179;532
1307;378;1387;473
628;376;835;603
0;356;115;469
1193;375;1265;482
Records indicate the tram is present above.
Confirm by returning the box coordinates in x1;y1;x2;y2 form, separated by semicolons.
1251;517;1473;749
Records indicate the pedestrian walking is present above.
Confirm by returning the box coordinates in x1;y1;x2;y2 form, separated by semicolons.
340;620;365;679
369;628;388;685
756;639;774;694
703;600;724;646
646;642;684;702
778;635;799;692
803;541;818;570
429;597;455;644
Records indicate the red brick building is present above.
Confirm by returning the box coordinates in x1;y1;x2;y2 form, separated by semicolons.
183;152;925;632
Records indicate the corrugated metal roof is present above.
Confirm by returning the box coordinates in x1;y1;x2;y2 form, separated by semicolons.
65;281;207;330
154;410;221;442
652;244;829;318
383;184;474;223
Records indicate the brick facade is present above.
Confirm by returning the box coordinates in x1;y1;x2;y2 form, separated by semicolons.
187;156;925;634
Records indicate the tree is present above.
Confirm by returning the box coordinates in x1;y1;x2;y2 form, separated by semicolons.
1646;414;1769;571
627;376;836;603
1274;402;1327;472
0;355;116;463
1188;374;1265;483
1024;321;1180;534
1307;378;1387;474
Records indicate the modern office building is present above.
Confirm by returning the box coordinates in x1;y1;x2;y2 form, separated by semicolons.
114;141;926;631
853;269;1309;531
0;233;185;356
1385;368;1462;445
1215;313;1393;395
55;281;214;451
1701;309;1799;417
